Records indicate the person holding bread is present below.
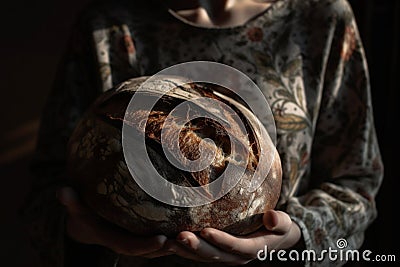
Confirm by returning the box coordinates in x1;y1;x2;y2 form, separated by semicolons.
21;0;383;266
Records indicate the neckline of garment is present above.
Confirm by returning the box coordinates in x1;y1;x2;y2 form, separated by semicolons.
165;0;281;31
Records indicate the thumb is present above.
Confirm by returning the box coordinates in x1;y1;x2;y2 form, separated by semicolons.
263;210;292;234
56;187;86;214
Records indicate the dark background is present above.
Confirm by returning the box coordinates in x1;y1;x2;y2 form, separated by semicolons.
348;0;398;265
0;0;398;266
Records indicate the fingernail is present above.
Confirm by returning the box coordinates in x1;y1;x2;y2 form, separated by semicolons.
265;210;278;230
155;235;167;244
178;238;188;245
167;248;176;253
201;230;210;239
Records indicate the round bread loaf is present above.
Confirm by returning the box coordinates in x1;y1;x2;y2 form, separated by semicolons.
66;76;282;237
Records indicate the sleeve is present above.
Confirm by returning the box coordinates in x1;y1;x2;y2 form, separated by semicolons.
19;13;118;267
284;2;384;266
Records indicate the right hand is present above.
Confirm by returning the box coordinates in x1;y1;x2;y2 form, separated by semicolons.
56;186;171;257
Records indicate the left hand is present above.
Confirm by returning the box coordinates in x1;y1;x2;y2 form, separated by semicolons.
161;210;302;265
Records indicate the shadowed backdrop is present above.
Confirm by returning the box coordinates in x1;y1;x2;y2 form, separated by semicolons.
0;0;397;266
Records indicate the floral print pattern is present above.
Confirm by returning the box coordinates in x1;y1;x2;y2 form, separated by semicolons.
21;0;383;267
247;27;264;42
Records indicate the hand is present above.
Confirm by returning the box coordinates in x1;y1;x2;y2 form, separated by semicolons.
165;210;302;265
56;186;170;257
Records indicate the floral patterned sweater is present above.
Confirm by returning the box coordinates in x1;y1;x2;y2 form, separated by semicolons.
21;0;384;266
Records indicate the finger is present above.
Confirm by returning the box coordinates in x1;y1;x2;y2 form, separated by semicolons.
56;187;86;214
199;228;274;259
141;247;175;258
164;240;213;262
57;186;168;256
263;210;292;234
166;239;243;264
67;215;168;256
172;231;252;265
99;226;168;256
